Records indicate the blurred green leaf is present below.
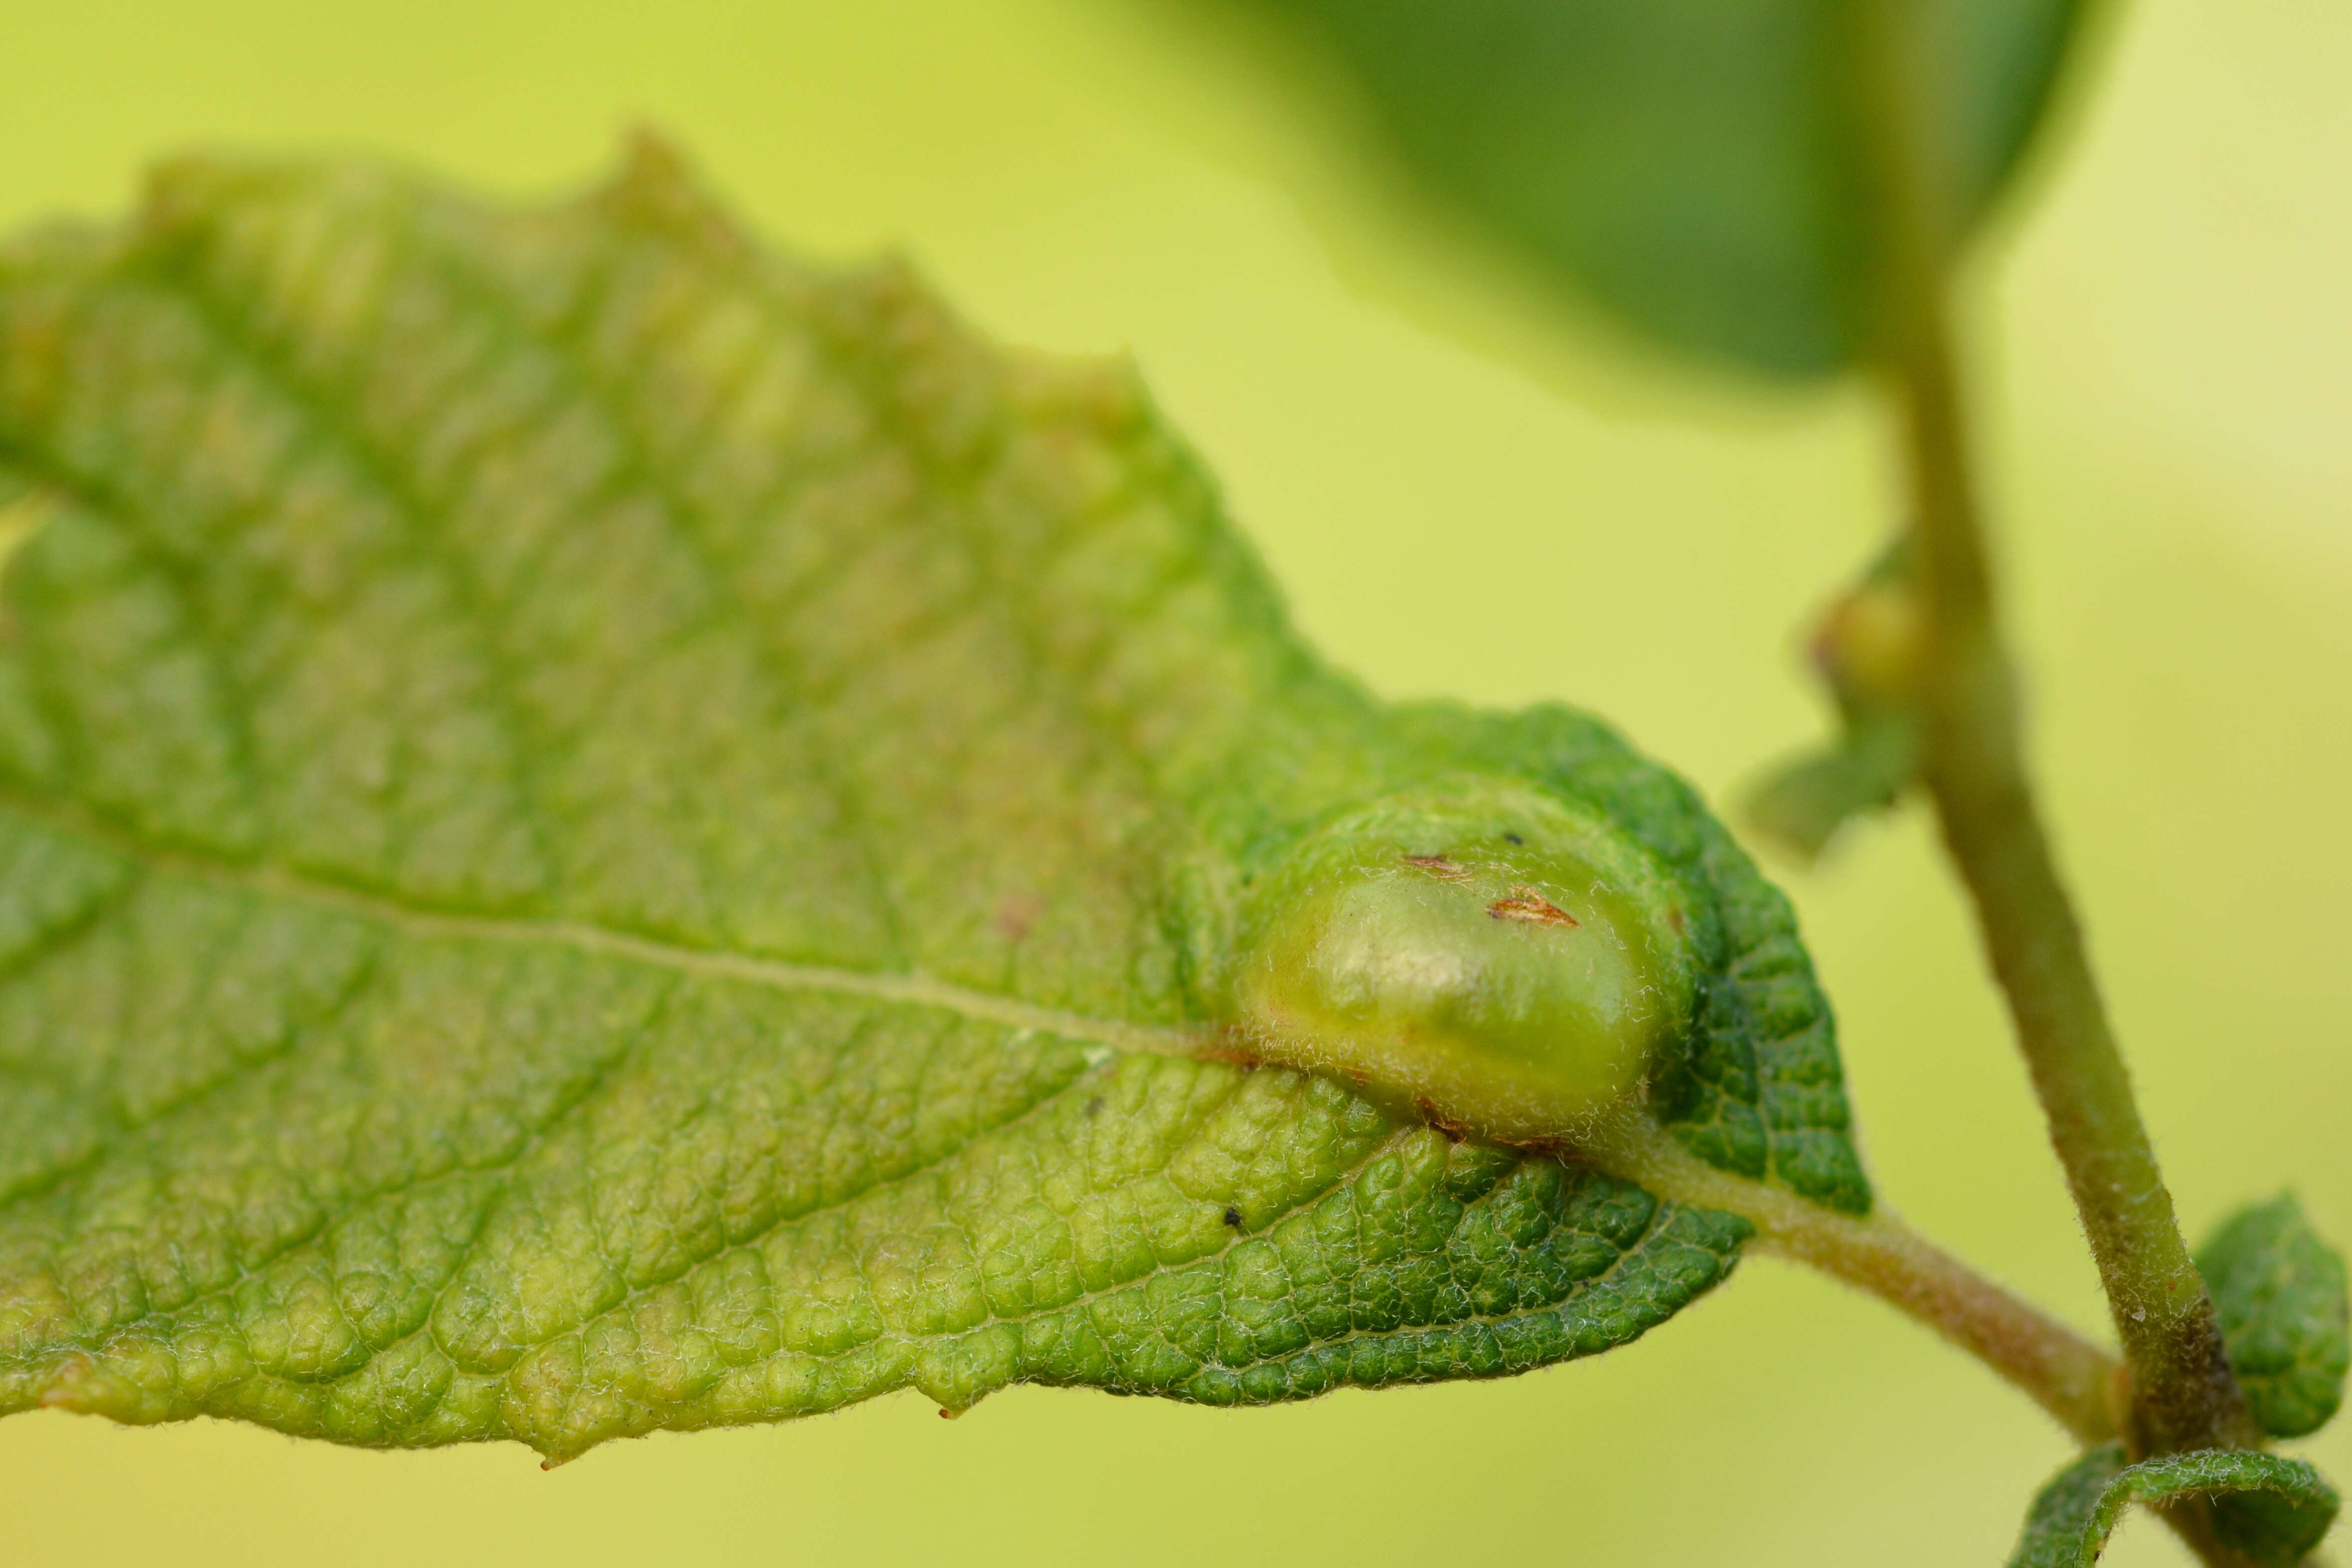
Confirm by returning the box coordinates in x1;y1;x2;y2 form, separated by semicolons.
1234;0;2092;376
0;143;1864;1460
2007;1442;2339;1568
0;486;46;576
2200;1194;2351;1439
1744;710;1917;862
1744;539;1923;860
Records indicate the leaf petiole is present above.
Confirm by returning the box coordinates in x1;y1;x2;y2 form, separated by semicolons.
1586;1113;2121;1447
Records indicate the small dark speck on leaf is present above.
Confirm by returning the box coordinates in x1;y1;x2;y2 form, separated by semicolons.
1085;1096;1104;1117
1504;832;1524;845
1223;1207;1243;1228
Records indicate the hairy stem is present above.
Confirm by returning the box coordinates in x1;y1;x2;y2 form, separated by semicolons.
1854;0;2255;1460
1589;1116;2121;1446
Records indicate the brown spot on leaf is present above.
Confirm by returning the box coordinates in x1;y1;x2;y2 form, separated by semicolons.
1401;853;1473;882
992;890;1045;943
1487;888;1579;928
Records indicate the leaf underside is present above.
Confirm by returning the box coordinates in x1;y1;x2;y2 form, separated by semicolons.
2007;1442;2339;1568
1240;0;2089;377
0;142;1860;1459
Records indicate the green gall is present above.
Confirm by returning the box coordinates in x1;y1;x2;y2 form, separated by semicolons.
1232;782;1697;1145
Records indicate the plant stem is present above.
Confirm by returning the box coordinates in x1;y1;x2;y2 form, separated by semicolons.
1589;1116;2121;1446
1853;0;2257;1461
1892;321;2253;1459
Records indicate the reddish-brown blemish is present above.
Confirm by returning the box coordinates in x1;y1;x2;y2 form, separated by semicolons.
1401;852;1474;882
1487;888;1579;928
1198;1023;1266;1069
1414;1096;1472;1142
992;890;1045;944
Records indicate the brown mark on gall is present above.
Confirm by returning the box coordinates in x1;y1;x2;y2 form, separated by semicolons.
1486;888;1579;928
1199;1023;1266;1070
1414;1096;1472;1142
1401;853;1473;882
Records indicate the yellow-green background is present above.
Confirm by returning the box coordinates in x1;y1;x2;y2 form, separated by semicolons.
1;1;2346;1562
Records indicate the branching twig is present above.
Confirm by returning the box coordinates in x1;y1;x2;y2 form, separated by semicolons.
1853;0;2257;1466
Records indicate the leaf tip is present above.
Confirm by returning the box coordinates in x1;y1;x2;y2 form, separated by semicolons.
596;125;746;259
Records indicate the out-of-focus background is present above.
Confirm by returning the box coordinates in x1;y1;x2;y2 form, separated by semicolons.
1;1;2346;1563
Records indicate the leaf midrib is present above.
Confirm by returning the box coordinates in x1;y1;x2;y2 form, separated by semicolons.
0;785;1206;1061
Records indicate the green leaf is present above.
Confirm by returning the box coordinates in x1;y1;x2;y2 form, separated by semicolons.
1230;0;2092;376
1744;710;1918;863
2007;1442;2339;1568
0;142;1862;1460
2200;1194;2351;1439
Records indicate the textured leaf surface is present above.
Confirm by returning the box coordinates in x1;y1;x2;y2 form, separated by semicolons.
2006;1442;2339;1568
1233;0;2090;376
0;144;1859;1458
2200;1193;2351;1439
